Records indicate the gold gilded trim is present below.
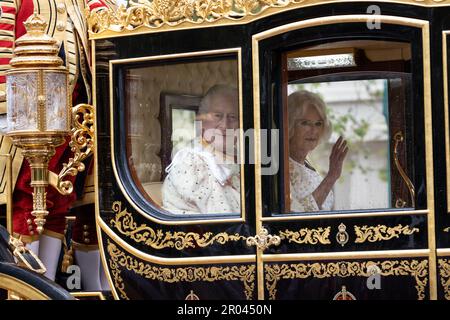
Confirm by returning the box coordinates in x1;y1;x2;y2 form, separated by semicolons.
422;18;437;301
443;31;450;213
278;226;331;245
99;217;255;265
265;259;428;300
109;48;246;225
261;209;428;222
354;224;419;243
262;249;430;262
0;273;50;300
88;0;450;40
71;291;106;300
107;239;256;300
437;249;450;256
111;201;246;250
93;38;120;300
438;259;450;299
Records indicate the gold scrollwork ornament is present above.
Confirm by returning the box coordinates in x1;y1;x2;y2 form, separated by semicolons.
265;259;428;300
53;104;95;195
354;224;419;243
110;201;245;250
278;227;331;245
107;240;256;300
438;259;450;300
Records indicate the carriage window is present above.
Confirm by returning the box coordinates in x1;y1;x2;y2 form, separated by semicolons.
267;40;417;214
124;53;242;216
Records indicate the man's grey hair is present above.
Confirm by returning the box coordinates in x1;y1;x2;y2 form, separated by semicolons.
288;90;332;142
198;84;238;115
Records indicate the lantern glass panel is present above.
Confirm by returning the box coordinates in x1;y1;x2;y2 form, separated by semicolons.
7;72;38;131
45;72;68;131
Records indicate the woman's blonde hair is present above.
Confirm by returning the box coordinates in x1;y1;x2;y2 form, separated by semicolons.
288;90;332;142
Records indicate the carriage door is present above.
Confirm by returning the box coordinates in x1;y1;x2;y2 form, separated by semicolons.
93;25;259;299
254;15;435;300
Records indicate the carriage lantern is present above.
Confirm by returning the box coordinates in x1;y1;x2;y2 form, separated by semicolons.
5;14;93;234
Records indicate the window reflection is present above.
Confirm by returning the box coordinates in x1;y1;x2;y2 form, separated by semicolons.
273;40;414;214
124;54;241;216
171;109;197;156
162;85;241;214
288;80;390;212
288;90;347;212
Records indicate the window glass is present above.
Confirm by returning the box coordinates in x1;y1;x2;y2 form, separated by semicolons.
268;40;415;214
288;79;390;211
124;54;242;216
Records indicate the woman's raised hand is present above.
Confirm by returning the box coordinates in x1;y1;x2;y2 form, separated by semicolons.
327;136;348;182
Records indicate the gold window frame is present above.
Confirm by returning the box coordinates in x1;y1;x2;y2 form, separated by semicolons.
443;31;450;215
107;48;246;225
251;14;437;299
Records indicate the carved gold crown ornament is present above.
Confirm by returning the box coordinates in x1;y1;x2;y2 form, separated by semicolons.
5;14;95;234
246;227;281;251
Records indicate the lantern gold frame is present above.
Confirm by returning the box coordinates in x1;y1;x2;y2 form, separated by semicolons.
6;14;94;234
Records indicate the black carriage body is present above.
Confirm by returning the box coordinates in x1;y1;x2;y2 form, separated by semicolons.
93;1;450;300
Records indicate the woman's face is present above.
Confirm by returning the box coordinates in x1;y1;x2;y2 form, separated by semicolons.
200;93;239;154
292;104;324;154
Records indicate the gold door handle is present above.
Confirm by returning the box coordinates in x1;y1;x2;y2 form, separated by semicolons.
393;131;415;207
246;227;281;251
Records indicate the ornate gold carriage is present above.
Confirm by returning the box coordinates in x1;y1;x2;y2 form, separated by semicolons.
3;0;450;300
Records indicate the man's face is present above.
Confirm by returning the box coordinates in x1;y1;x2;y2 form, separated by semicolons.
200;94;239;155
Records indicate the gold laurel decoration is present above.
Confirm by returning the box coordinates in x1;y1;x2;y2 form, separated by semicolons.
265;260;428;300
107;239;256;300
110;201;245;250
278;227;331;245
87;0;450;36
354;224;419;243
438;259;450;300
